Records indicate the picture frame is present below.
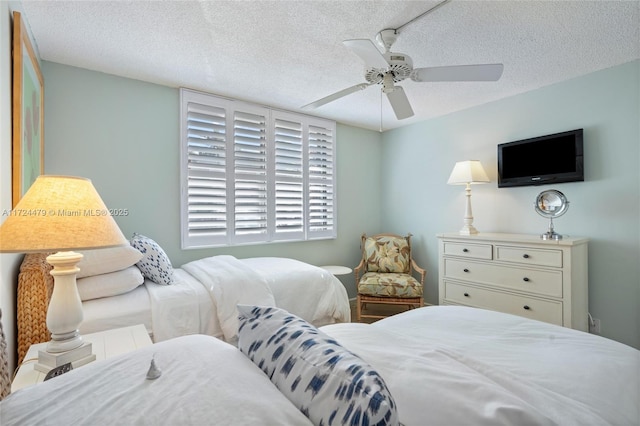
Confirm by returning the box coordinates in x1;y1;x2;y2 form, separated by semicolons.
12;11;44;207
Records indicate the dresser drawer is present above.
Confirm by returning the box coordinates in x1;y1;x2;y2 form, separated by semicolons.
443;258;563;298
444;281;563;326
495;245;562;268
442;242;492;260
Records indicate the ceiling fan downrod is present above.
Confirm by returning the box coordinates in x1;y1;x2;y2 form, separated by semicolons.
395;0;452;32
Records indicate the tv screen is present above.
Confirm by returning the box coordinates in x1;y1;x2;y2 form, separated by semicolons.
498;129;584;188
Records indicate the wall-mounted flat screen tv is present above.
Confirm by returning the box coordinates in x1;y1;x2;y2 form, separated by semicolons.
497;129;584;188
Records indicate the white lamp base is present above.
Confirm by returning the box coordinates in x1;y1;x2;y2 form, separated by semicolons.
35;342;95;373
459;225;479;235
43;251;86;354
459;183;479;235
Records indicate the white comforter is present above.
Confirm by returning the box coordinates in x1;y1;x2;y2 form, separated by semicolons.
1;335;313;425
182;255;276;342
161;255;350;343
321;306;640;426
240;257;351;328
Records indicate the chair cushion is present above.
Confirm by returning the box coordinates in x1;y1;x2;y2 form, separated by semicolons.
364;235;410;273
358;272;423;298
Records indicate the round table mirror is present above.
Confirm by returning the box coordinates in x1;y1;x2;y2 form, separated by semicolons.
535;189;569;240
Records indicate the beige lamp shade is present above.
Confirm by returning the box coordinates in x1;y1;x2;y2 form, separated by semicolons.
447;160;490;185
0;175;127;253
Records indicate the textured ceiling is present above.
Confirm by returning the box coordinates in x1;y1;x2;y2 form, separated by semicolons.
21;0;640;131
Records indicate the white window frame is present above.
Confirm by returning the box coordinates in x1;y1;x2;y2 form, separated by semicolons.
180;88;337;249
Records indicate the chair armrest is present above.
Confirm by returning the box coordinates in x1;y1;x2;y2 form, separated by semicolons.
354;259;366;283
410;259;427;285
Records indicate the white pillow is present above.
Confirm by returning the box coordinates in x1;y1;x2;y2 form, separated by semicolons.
76;245;143;279
76;266;144;301
130;233;174;285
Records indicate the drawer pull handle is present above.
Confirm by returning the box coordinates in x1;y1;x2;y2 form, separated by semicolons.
523;305;531;310
464;293;470;297
523;254;530;259
523;277;530;282
462;248;469;253
463;268;469;273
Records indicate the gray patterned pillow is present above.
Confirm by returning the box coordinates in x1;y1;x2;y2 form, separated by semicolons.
237;305;399;426
130;233;174;285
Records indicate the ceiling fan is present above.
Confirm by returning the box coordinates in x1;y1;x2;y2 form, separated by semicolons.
302;28;504;120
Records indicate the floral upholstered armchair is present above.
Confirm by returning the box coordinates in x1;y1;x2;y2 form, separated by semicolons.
354;233;426;321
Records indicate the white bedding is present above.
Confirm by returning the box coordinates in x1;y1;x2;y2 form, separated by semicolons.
1;335;313;426
240;257;351;327
80;273;218;341
7;305;636;425
146;269;219;341
80;256;350;344
321;306;640;426
80;284;152;335
182;255;276;342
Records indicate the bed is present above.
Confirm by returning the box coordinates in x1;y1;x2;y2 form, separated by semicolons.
3;305;637;425
1;334;314;425
321;306;640;425
17;246;350;362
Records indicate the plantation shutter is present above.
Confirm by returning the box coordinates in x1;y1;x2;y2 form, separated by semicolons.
233;106;269;244
181;92;233;248
180;89;336;248
272;111;305;241
307;120;336;239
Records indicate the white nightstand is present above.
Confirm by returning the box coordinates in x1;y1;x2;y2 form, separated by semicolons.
11;324;152;392
320;265;353;276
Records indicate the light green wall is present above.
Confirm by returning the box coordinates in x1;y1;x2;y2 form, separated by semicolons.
381;60;640;349
42;62;383;297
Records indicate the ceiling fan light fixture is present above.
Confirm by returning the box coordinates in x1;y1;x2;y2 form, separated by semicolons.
382;73;395;93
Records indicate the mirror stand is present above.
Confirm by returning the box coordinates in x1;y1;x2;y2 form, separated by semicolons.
541;217;562;240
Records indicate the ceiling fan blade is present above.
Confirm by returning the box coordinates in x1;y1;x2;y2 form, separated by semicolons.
411;64;504;82
301;83;373;110
343;39;389;69
386;86;414;120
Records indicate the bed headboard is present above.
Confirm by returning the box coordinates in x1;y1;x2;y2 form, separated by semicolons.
16;253;53;364
1;309;11;400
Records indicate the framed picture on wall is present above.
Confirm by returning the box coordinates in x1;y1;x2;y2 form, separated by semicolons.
12;11;44;208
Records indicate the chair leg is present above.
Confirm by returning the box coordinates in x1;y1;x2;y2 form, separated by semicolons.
356;294;362;322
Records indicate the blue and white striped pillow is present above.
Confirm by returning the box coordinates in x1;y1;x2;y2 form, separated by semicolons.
237;305;399;426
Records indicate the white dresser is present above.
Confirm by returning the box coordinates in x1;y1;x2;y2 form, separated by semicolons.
437;232;588;331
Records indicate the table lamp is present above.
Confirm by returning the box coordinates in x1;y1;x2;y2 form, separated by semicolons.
0;175;127;371
447;160;490;235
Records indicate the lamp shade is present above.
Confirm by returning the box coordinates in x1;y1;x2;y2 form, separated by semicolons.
447;160;490;185
0;175;127;253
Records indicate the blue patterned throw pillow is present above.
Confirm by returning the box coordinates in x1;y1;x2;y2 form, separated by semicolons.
237;305;399;426
130;233;174;285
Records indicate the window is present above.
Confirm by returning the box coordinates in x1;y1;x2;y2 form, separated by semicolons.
180;89;336;248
